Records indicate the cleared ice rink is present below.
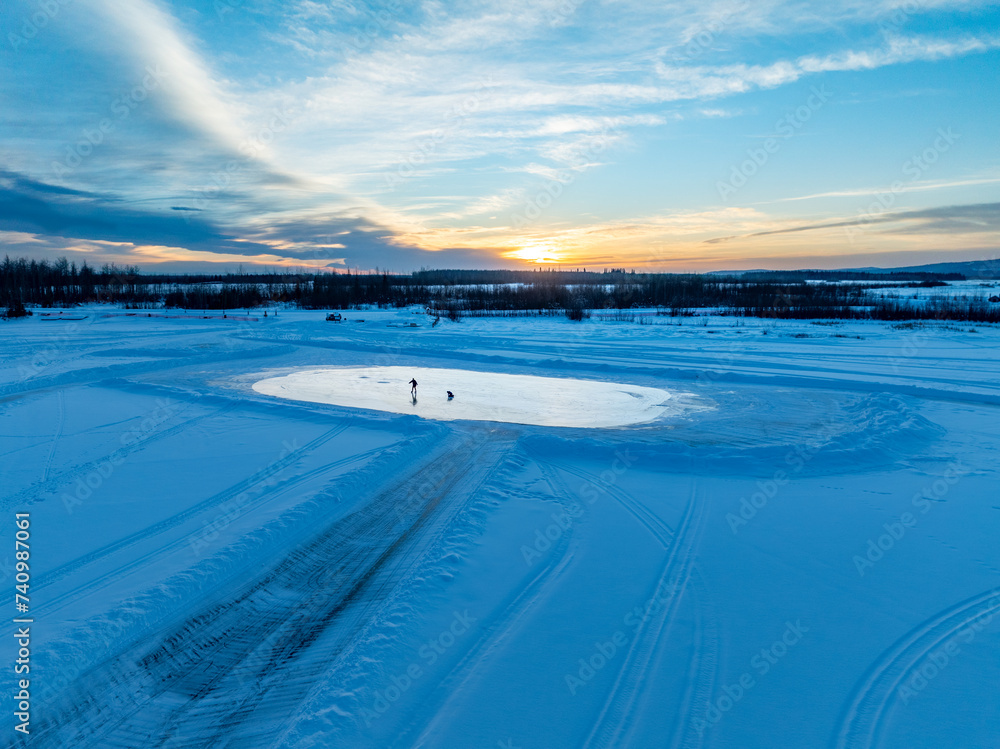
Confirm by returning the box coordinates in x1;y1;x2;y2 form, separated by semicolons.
252;366;686;428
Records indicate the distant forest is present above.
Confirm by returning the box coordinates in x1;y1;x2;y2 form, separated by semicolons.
2;255;998;323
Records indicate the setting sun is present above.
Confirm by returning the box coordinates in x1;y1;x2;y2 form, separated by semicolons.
506;241;563;264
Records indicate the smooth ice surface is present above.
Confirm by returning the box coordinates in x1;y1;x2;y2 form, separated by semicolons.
252;366;680;427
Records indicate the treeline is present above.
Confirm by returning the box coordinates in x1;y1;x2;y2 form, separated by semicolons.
3;255;997;322
409;268;964;285
412;268;638;284
163;284;268;310
734;270;963;282
1;256;150;306
426;278;911;314
427;279;999;323
0;256;312;308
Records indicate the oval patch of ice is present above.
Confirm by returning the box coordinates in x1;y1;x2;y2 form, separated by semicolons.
252;366;679;428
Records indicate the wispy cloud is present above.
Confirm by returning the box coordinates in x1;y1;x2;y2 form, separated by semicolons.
3;0;999;270
88;0;250;153
655;35;1000;97
771;176;1000;203
705;202;1000;243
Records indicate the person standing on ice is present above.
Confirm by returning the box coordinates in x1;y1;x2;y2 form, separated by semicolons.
409;378;418;395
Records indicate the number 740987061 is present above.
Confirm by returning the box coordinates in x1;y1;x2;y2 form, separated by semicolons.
15;514;30;612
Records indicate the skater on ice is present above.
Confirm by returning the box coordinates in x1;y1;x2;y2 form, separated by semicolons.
409;378;418;395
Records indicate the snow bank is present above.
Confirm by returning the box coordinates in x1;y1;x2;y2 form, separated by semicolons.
252;366;682;428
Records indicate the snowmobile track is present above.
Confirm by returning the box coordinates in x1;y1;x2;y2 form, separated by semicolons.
0;400;236;512
24;431;514;749
391;454;580;749
34;426;385;614
582;485;705;749
539;459;675;547
669;569;720;749
832;585;1000;749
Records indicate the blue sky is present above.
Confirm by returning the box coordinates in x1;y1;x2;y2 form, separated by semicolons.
2;0;998;271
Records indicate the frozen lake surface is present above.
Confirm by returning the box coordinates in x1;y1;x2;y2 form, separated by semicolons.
253;366;683;427
2;306;998;749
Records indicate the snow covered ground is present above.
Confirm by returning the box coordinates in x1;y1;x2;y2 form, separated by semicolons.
1;306;998;748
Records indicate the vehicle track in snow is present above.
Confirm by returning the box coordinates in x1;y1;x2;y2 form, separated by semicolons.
832;586;1000;749
0;400;236;512
22;430;515;749
162;432;518;749
539;460;718;749
0;341;291;399
538;459;675;546
33;424;378;612
582;484;706;749
387;456;581;749
669;569;720;749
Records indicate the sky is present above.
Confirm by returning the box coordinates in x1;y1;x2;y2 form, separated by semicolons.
1;0;999;273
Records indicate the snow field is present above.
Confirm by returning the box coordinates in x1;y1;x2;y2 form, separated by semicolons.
0;305;998;748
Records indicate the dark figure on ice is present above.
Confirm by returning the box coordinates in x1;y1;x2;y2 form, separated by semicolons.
409;378;418;395
447;391;454;400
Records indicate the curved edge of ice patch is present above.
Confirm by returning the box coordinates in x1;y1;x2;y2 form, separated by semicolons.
251;366;691;428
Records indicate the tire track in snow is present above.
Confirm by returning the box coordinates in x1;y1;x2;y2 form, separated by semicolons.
541;460;718;749
391;552;576;749
0;341;292;399
0;400;234;512
25;432;514;749
36;421;349;586
669;569;720;749
34;424;366;611
29;435;460;748
832;586;1000;749
540;459;675;547
155;433;516;749
39;389;65;482
582;484;706;749
387;456;581;749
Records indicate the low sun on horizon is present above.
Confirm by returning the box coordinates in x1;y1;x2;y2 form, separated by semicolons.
507;241;565;265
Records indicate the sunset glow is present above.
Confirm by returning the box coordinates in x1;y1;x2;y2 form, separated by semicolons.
2;1;998;272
